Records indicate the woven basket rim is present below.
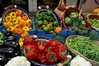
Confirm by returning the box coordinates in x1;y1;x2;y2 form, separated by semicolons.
65;35;99;65
87;14;99;30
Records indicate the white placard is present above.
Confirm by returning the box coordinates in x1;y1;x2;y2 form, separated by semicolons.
28;0;37;12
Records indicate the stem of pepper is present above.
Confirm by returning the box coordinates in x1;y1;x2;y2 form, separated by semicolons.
62;50;66;56
50;52;55;60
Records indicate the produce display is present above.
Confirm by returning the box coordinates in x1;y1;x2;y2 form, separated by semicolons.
1;2;99;66
65;12;89;34
3;9;33;34
68;36;99;62
35;9;62;34
23;36;67;65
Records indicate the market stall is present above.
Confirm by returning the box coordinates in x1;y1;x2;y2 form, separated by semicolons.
0;0;99;66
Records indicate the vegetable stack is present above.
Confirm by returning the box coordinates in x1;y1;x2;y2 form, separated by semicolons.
35;9;63;34
23;36;67;65
0;31;21;65
67;36;99;62
3;9;33;35
64;12;89;34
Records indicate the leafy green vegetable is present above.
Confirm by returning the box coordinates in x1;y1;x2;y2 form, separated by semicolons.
47;10;52;15
89;30;99;41
54;35;65;44
68;36;99;62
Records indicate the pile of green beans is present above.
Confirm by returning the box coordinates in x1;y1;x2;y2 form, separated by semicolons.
68;36;99;62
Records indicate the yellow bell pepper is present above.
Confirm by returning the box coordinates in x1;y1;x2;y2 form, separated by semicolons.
5;16;12;22
12;18;19;25
21;31;29;39
18;38;24;49
22;26;30;32
7;26;14;32
26;19;32;24
10;12;16;18
4;21;13;28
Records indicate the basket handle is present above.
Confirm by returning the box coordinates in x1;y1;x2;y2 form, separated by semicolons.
38;5;49;10
4;5;17;10
57;55;72;66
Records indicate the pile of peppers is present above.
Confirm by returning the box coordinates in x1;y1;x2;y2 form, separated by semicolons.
4;9;33;35
23;36;67;65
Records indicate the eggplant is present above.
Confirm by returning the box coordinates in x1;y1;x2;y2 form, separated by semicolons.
13;51;21;57
0;47;15;58
2;41;20;51
4;31;13;36
0;54;7;65
4;35;16;42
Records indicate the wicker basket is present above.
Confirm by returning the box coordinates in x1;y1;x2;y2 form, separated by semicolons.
61;6;92;30
2;5;31;22
65;35;99;66
87;14;99;30
1;5;32;31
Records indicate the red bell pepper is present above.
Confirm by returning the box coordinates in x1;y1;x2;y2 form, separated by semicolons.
45;52;57;64
23;36;33;45
37;41;45;53
24;44;36;53
39;55;46;64
55;44;67;60
25;46;39;60
49;39;59;47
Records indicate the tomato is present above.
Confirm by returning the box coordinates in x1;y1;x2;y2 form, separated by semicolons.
16;10;23;16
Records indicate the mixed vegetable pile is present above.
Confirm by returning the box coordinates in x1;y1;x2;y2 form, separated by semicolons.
0;31;20;65
90;18;99;30
23;36;67;65
36;10;62;34
68;36;99;62
65;12;89;34
4;9;33;35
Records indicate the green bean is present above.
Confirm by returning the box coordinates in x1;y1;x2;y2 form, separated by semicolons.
68;36;99;62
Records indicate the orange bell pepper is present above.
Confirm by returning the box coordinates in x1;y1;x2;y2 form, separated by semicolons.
47;23;52;30
22;15;28;21
54;27;62;34
19;19;25;27
21;31;29;39
13;28;22;34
